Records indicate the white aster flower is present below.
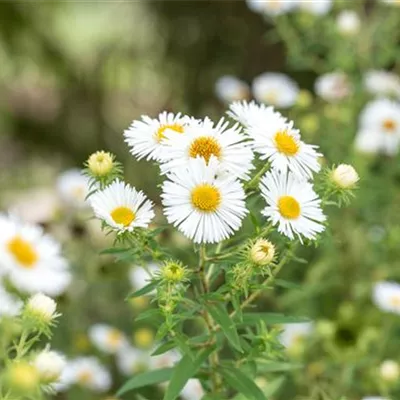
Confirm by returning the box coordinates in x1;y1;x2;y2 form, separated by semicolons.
336;10;361;36
159;117;254;180
88;324;128;354
297;0;332;15
315;72;353;102
246;112;321;179
373;281;400;315
56;169;89;209
215;75;250;104
89;180;154;233
246;0;295;16
181;379;205;400
124;111;193;161
0;285;22;317
129;263;159;292
34;350;66;384
358;98;400;154
260;170;326;241
252;73;299;108
58;357;111;393
279;322;314;349
161;157;248;244
364;70;400;99
228;100;278;128
0;216;71;296
116;346;150;376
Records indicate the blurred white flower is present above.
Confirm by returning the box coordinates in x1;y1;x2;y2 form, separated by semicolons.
124;112;193;161
297;0;332;15
89;180;155;233
380;0;400;6
354;129;383;155
362;397;388;400
373;281;400;315
379;360;400;382
364;70;400;98
162;157;248;244
246;0;295;16
336;10;361;36
181;379;205;400
56;169;89;209
331;164;359;189
57;357;111;393
88;324;128;354
279;322;314;349
260;170;326;241
0;215;71;296
315;72;352;102
0;285;22;317
9;188;60;225
34;350;66;384
116;346;150;376
149;349;181;370
129;263;159;292
215;76;250;104
159;117;254;180
252;72;299;108
26;293;58;323
358;98;400;155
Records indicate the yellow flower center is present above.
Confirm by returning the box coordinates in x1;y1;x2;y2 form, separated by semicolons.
191;184;221;212
274;130;300;156
278;196;301;219
382;119;397;133
77;370;93;385
106;329;123;348
155;123;184;143
390;295;400;307
7;236;38;268
189;136;222;163
110;206;135;226
72;186;85;201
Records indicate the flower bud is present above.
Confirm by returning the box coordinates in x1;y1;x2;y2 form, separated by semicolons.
6;362;40;394
160;261;187;283
380;360;400;382
25;293;57;324
331;164;359;189
250;239;275;266
87;151;114;177
34;350;66;383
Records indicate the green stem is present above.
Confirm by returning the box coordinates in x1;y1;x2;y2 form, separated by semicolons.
245;162;270;190
198;244;222;394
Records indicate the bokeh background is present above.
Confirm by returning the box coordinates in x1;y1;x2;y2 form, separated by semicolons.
1;1;400;399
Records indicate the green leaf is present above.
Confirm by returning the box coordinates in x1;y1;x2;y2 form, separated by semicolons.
100;247;131;255
240;313;309;326
151;341;176;356
163;347;213;400
220;366;266;400
206;303;242;352
117;368;173;396
135;308;162;323
256;360;302;372
274;279;302;290
126;281;157;299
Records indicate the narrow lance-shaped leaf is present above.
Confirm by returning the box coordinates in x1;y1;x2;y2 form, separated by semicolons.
116;368;173;396
163;347;214;400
